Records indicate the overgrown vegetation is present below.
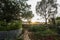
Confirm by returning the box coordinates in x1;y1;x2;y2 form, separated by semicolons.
0;0;33;31
28;25;60;40
0;20;22;31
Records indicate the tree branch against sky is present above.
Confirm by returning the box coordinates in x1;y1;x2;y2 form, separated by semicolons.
0;0;32;22
36;0;57;24
27;0;44;22
27;0;60;22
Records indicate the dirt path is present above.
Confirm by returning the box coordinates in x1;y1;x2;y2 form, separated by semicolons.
23;29;31;40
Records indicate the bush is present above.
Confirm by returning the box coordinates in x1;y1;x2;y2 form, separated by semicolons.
56;20;60;26
0;20;22;31
28;26;57;36
28;26;46;32
28;26;58;40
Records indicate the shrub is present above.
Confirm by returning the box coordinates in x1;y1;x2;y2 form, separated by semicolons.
28;26;46;32
28;26;57;36
28;26;58;40
0;20;22;31
56;20;60;26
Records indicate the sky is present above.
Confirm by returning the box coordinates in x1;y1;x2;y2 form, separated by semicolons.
27;0;60;22
57;0;60;16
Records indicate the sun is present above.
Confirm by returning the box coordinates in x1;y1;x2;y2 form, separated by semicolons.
31;20;36;22
31;20;36;24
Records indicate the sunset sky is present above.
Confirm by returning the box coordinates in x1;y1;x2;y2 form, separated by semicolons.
27;0;60;22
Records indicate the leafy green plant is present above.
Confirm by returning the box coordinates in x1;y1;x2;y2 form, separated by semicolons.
56;20;60;26
28;26;46;32
28;26;58;40
0;20;22;31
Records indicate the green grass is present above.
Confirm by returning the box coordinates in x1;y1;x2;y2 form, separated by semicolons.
28;25;59;40
0;20;22;31
28;26;57;36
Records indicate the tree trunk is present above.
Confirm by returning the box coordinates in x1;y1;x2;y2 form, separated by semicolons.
51;18;56;26
45;18;47;24
45;15;47;25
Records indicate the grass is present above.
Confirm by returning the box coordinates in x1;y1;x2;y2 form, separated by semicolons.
27;25;60;40
0;20;22;31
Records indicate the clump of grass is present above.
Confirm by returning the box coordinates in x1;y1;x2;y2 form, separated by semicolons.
0;20;22;31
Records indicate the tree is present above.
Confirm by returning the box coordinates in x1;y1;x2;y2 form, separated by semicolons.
47;0;57;25
26;11;34;24
22;11;34;24
36;0;57;25
56;17;60;20
36;0;48;24
0;0;31;22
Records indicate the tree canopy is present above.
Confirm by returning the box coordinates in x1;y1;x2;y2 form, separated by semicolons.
0;0;32;22
36;0;57;24
22;11;34;20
